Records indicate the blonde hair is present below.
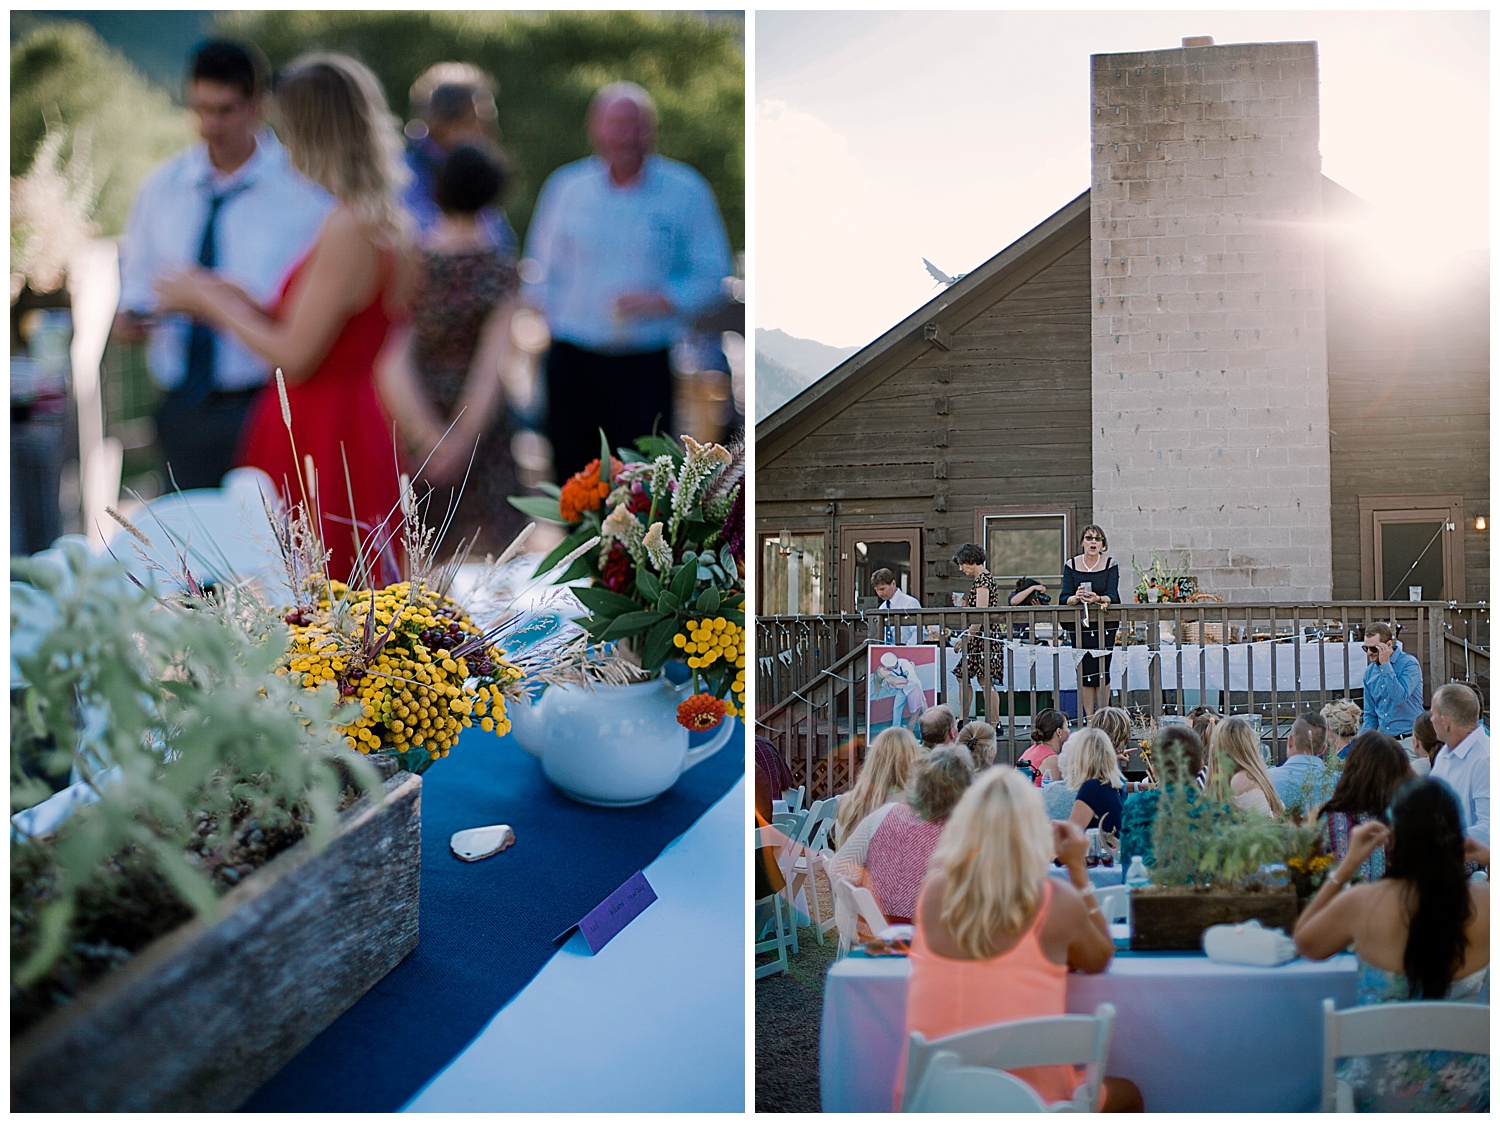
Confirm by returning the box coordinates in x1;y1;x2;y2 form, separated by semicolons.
272;53;408;233
956;720;997;769
931;767;1053;959
1088;706;1132;755
1209;716;1284;817
1061;727;1124;791
835;727;920;846
1320;699;1362;741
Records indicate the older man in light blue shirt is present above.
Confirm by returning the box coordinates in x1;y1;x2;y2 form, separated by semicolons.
523;81;732;480
115;39;330;491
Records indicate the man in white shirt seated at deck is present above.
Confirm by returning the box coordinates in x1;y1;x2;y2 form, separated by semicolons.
1428;682;1490;846
114;38;331;491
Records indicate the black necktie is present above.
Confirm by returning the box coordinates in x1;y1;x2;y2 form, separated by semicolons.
181;183;247;404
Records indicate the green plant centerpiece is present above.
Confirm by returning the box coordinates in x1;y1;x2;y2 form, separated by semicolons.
1130;736;1313;951
510;432;746;730
10;539;375;1028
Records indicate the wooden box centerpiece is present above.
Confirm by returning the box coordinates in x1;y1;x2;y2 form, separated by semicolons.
1130;735;1314;952
11;758;421;1112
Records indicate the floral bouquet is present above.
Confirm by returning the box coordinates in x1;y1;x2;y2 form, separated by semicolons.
1133;551;1193;603
110;373;592;776
510;432;746;731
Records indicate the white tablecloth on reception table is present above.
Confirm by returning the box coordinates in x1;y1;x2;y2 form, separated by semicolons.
1003;641;1366;694
820;950;1358;1112
403;778;745;1112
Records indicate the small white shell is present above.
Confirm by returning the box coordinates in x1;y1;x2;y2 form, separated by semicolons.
450;824;516;862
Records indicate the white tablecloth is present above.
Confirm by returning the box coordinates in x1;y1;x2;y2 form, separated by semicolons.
1003;641;1365;693
820;949;1358;1112
403;778;746;1112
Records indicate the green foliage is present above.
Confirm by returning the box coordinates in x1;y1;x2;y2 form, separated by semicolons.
10;539;378;990
220;10;744;247
11;21;191;238
1149;735;1306;890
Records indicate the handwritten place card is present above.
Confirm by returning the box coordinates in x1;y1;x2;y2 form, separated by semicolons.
557;870;657;954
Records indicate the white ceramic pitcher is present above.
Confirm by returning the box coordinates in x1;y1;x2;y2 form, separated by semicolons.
508;675;737;806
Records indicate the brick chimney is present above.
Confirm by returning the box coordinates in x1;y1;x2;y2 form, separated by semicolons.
1089;41;1331;601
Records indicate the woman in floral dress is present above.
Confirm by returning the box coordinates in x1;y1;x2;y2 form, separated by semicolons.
380;143;523;554
1295;779;1489;1111
950;543;1004;722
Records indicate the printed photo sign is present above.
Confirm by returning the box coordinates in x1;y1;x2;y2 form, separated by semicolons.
867;645;939;738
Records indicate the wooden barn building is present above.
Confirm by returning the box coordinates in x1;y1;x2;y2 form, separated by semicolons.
756;38;1489;618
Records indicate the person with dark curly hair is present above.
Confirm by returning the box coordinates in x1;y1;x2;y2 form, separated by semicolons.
950;543;1003;723
1314;731;1411;882
1295;779;1489;1111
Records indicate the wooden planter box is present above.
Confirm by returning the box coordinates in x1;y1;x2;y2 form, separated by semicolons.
1130;885;1297;952
11;767;422;1112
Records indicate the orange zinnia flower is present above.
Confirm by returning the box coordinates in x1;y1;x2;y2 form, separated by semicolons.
558;457;621;522
677;693;727;732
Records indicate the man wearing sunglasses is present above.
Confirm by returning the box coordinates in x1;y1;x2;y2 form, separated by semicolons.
1358;622;1423;750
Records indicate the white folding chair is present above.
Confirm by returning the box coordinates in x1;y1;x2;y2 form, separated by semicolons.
903;1053;1049;1112
902;1003;1117;1113
785;795;841;944
1094;884;1130;924
753;827;791;978
104;467;283;591
1320;997;1490;1111
830;873;892;958
783;785;805;813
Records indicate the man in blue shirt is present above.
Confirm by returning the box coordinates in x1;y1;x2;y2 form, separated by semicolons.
115;39;330;491
1359;622;1424;745
523;81;733;481
1267;712;1336;819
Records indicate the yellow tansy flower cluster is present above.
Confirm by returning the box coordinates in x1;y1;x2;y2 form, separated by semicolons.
671;615;747;721
279;580;523;765
672;616;745;670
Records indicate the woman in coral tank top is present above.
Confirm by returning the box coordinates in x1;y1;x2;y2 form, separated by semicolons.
156;53;408;583
901;767;1143;1110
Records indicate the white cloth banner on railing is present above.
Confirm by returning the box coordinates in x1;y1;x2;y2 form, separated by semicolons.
1003;641;1367;693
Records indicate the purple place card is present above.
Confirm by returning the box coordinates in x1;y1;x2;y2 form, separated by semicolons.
557;870;657;954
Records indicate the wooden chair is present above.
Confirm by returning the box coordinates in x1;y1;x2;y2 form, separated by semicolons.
1320;997;1490;1111
753;827;791;978
902;1003;1117;1113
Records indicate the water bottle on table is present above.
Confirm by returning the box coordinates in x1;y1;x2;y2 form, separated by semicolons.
1125;855;1150;890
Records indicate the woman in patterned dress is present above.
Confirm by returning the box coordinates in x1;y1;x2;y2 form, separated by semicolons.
379;143;524;554
1295;779;1489;1111
951;542;1004;723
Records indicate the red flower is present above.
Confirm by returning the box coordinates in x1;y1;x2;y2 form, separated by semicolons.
677;693;727;732
600;541;633;593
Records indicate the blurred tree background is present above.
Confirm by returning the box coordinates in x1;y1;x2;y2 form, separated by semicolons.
11;10;744;249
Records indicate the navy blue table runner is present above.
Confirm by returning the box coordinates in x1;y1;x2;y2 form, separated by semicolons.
243;719;744;1111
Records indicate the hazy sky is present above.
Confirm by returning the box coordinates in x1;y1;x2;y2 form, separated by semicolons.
756;10;1489;348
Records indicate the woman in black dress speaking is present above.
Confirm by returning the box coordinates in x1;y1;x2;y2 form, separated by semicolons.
1061;524;1120;720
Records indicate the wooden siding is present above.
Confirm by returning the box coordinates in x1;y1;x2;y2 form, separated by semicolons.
1325;246;1490;603
757;218;1095;610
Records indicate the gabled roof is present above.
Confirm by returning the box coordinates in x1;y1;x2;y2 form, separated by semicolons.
756;175;1396;463
757;189;1091;461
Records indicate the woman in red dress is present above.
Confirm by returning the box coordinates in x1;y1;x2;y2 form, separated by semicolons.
156;53;409;583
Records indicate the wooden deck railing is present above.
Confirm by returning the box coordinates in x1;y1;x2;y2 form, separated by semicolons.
756;601;1489;801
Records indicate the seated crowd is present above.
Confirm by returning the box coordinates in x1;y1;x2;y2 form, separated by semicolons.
787;681;1490;1111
